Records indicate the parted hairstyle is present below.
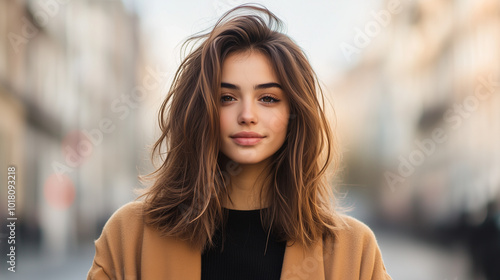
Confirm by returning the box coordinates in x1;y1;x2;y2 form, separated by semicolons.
137;4;344;252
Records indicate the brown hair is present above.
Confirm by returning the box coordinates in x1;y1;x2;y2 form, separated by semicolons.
137;4;344;251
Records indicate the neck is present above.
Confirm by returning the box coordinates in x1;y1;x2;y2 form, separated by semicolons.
222;158;273;210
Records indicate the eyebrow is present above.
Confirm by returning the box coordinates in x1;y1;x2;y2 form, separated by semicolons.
221;82;282;90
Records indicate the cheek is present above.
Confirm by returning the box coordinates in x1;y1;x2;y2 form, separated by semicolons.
268;109;290;135
219;110;231;135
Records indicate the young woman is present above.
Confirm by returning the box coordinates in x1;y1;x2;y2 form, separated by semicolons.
87;4;391;280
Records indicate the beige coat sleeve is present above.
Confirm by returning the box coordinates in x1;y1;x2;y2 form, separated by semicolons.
87;201;145;280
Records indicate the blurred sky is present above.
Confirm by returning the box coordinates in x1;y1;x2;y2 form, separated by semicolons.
124;0;383;84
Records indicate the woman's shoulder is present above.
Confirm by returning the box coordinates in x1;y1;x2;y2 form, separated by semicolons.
330;213;381;247
108;200;144;219
324;213;392;279
337;214;377;233
107;200;144;221
98;200;146;237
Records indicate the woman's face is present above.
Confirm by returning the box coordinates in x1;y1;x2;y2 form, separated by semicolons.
219;51;290;165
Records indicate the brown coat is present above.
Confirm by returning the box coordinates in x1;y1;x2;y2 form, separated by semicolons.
87;201;392;279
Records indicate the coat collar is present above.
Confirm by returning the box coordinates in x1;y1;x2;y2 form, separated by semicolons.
140;223;326;280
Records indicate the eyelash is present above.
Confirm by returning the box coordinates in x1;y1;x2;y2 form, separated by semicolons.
220;94;280;104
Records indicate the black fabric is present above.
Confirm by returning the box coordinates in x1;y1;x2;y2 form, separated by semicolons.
201;208;286;280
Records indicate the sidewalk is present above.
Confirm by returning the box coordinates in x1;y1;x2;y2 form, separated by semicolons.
2;244;95;280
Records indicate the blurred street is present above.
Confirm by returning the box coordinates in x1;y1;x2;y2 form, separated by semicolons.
1;0;498;279
2;244;95;280
377;230;472;280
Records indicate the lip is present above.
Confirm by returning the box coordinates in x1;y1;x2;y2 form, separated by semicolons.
230;131;265;146
231;137;263;146
230;131;264;138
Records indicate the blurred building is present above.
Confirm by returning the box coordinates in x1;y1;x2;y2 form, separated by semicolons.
0;0;149;264
333;0;500;226
332;0;500;278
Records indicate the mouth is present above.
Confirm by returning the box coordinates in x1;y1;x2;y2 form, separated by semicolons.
229;131;265;146
230;131;264;138
231;137;264;146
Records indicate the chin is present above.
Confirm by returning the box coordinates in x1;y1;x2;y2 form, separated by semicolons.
227;157;261;165
221;150;267;165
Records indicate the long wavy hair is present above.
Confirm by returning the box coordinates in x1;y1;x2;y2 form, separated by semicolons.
138;4;344;252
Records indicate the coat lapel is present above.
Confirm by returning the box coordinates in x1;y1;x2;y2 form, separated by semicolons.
280;238;326;280
142;224;326;280
142;224;201;279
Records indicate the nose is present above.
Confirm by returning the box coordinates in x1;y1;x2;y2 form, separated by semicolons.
237;98;257;124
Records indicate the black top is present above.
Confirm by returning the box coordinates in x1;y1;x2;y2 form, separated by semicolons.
201;208;287;280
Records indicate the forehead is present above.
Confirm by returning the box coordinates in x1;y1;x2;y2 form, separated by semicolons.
221;51;279;84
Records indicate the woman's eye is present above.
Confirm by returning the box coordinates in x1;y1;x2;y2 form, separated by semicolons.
261;96;279;103
220;95;235;103
220;95;280;103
